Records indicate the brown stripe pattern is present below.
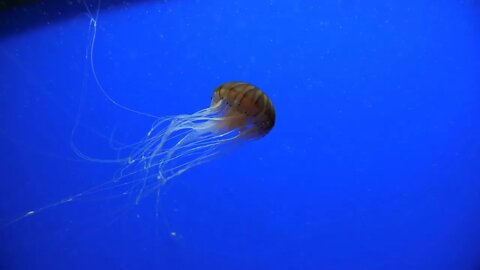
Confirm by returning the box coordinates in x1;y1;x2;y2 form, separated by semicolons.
211;82;276;137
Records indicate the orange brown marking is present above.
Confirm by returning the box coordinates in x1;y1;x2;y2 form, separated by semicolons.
211;82;275;137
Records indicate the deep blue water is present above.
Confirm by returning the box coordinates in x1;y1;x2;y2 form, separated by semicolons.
1;0;480;269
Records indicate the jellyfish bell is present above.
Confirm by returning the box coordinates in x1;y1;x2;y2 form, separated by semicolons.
211;82;276;139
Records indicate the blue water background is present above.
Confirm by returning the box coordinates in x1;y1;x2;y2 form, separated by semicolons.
1;0;480;269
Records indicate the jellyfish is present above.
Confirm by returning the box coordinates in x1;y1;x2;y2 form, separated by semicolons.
4;3;277;225
76;9;276;202
114;81;276;203
4;81;275;226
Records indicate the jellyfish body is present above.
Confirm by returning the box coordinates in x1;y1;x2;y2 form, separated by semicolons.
115;82;276;202
4;82;275;226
